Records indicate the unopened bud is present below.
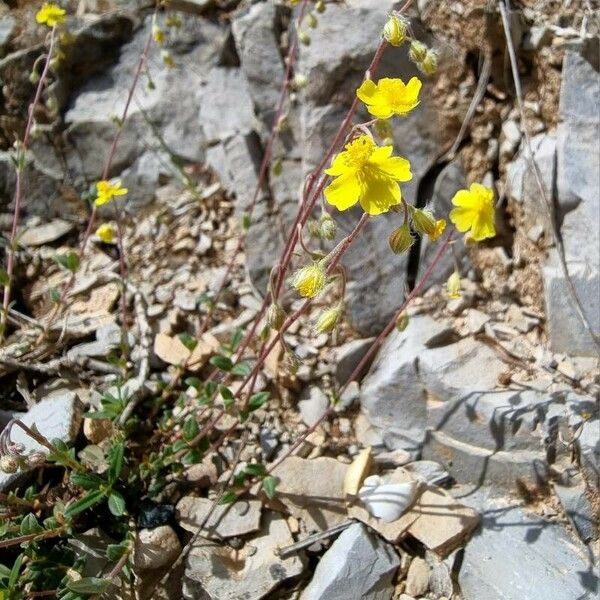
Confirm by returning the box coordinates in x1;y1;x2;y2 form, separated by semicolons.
0;455;20;474
272;157;283;176
291;263;327;298
319;213;336;240
283;350;300;375
267;303;286;330
276;114;290;132
298;31;311;46
409;40;428;64
161;49;175;67
383;14;408;47
29;69;40;84
411;207;436;237
447;271;461;299
292;73;308;89
315;305;342;334
388;223;415;254
308;220;321;239
315;0;326;13
395;312;410;331
307;13;318;28
418;49;438;75
152;24;166;44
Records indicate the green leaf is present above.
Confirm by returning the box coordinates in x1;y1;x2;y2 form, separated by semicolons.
8;553;23;589
50;287;61;304
0;269;9;287
178;332;197;351
184;377;202;390
65;489;106;518
67;576;110;594
219;491;237;505
231;361;252;377
0;563;11;582
229;328;243;351
107;491;127;516
107;441;125;484
182;418;199;442
262;476;279;500
219;385;235;410
106;542;128;562
54;251;80;272
244;463;267;477
238;409;249;423
19;513;43;536
171;439;189;452
70;472;105;490
248;391;269;412
209;355;232;372
181;448;203;465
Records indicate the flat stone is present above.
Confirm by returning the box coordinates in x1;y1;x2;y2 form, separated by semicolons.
134;525;181;571
456;489;598;600
153;333;191;366
465;309;491;334
300;523;400;600
405;485;480;557
553;479;595;543
271;456;348;531
405;557;429;597
19;218;74;246
332;337;376;384
184;512;305;600
298;386;329;427
176;496;262;539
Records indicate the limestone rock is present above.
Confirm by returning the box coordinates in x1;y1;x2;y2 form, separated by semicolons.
134;526;181;571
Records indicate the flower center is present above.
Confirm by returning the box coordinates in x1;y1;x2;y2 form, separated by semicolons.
343;136;376;169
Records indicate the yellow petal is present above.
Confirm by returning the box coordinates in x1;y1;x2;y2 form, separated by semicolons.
324;173;361;211
324;152;350;177
449;206;472;232
359;174;401;215
376;156;412;182
470;213;496;241
451;188;478;208
356;79;378;103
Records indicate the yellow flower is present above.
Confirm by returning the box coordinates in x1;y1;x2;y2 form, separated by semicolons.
449;183;496;241
447;271;461;299
356;77;422;119
96;223;116;244
324;135;412;215
36;2;66;27
291;264;327;298
94;179;128;207
152;24;165;44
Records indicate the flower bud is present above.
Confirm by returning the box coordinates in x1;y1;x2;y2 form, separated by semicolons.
315;0;326;13
395;311;409;331
152;24;166;44
409;40;428;64
411;207;437;237
283;351;300;375
388;223;414;254
291;263;326;298
7;442;25;455
292;73;308;89
315;304;342;334
298;31;311;46
272;157;283;176
267;303;286;330
383;14;408;47
319;213;336;240
29;69;40;84
447;271;461;299
418;49;438;76
277;114;290;132
96;223;116;244
161;49;175;67
430;218;446;241
0;455;20;474
307;220;321;239
307;13;318;28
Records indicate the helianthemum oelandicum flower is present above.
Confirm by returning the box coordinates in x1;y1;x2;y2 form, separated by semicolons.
94;179;128;207
449;183;496;241
96;223;116;244
36;2;66;27
356;77;422;119
324;135;412;215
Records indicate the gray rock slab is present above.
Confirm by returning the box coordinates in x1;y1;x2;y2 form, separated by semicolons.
183;512;305;600
455;489;598;600
300;522;400;600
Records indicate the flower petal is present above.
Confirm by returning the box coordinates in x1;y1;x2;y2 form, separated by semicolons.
356;79;378;103
324;152;350;177
359;173;401;215
376;156;412;182
449;206;472;232
324;173;361;211
470;212;496;241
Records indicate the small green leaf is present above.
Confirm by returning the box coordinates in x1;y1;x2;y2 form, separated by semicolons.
244;463;267;477
182;417;199;442
181;448;203;465
19;513;43;536
8;553;23;589
54;251;80;273
178;332;197;351
70;472;105;490
262;476;279;500
106;542;129;561
184;377;202;390
67;576;110;594
219;491;237;505
219;385;235;410
107;491;127;516
65;489;106;518
0;269;9;287
50;287;61;304
248;391;269;412
229;328;243;351
108;441;125;484
210;355;232;372
231;361;252;377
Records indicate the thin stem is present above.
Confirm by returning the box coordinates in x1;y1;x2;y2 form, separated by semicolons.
1;27;57;340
